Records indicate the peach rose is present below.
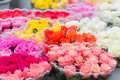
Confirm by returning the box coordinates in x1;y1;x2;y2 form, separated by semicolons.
63;65;76;77
101;63;112;73
58;56;74;67
87;55;99;63
68;50;77;58
91;64;100;73
75;56;84;68
80;65;91;78
82;49;92;57
47;51;58;61
100;54;111;63
80;63;91;78
91;47;102;56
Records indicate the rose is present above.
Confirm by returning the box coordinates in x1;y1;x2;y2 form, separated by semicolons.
63;65;76;77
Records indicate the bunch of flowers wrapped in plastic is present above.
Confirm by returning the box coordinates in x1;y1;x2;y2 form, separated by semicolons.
65;17;107;34
15;19;62;43
95;27;120;57
0;9;33;19
31;0;78;9
0;17;27;33
37;10;70;19
96;0;120;27
46;43;117;78
66;2;95;20
0;36;44;57
44;26;96;45
0;53;51;80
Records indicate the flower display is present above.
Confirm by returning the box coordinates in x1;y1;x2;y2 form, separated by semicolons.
44;26;96;45
0;53;51;80
0;36;44;57
66;2;95;20
46;43;117;78
31;0;78;9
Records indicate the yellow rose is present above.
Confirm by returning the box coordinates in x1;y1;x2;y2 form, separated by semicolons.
50;23;61;32
28;20;39;27
51;2;60;9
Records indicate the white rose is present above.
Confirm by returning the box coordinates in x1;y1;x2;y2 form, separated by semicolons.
65;21;80;28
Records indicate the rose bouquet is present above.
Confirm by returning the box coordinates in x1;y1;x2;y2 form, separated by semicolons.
44;25;96;45
46;43;117;79
31;0;78;9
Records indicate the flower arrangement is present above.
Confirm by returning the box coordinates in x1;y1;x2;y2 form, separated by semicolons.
44;26;96;45
66;2;95;20
0;53;51;80
0;36;44;57
31;0;78;9
46;43;117;79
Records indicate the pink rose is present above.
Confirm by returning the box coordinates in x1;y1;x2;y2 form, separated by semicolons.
108;59;117;69
67;50;77;59
40;61;51;71
23;68;30;78
58;56;74;67
47;51;58;61
57;50;65;56
82;49;92;58
7;74;23;80
63;65;76;77
14;70;23;78
29;69;40;78
87;55;99;64
91;47;102;56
